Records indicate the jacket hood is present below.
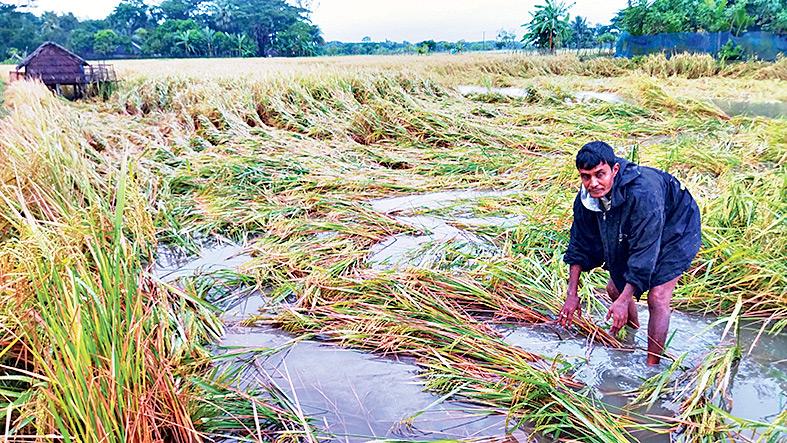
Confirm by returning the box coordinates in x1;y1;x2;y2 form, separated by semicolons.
580;157;640;212
610;158;640;207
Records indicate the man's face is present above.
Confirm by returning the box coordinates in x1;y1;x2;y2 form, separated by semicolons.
579;162;619;198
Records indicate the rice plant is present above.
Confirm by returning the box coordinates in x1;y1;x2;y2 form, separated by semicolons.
0;52;784;441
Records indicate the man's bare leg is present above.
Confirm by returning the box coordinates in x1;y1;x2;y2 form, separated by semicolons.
646;276;680;366
606;280;639;329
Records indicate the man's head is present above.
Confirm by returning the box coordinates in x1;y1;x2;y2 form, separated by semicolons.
576;141;619;199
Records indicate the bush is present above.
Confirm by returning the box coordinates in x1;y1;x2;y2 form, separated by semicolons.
718;40;744;62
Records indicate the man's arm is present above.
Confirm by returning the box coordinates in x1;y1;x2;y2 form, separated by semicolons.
563;194;604;271
560;194;604;327
559;264;583;327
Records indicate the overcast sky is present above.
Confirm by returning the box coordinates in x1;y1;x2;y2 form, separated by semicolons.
25;0;626;42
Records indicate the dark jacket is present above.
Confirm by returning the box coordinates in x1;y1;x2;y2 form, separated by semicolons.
563;158;702;297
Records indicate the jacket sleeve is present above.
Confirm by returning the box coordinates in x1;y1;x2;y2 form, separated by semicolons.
563;193;603;271
623;192;665;293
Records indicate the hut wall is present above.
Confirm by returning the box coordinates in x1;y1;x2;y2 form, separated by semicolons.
25;45;85;86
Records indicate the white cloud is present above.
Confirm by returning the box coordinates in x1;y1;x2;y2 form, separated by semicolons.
27;0;626;42
28;0;118;19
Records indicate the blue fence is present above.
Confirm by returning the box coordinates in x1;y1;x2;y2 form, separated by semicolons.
616;31;787;61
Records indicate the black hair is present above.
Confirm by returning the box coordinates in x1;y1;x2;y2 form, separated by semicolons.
576;141;617;170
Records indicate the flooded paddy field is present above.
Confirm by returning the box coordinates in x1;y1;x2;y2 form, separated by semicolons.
0;53;785;441
155;187;786;441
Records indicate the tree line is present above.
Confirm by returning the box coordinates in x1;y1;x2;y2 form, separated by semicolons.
521;0;785;54
2;0;784;63
0;0;620;62
615;0;786;36
1;0;323;61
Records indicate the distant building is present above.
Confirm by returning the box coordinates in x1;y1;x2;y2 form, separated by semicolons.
9;41;117;98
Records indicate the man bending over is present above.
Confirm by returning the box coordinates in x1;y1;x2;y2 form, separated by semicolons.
559;141;701;365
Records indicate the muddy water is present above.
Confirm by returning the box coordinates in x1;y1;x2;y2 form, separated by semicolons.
457;85;787;119
731;323;787;423
456;85;625;104
367;214;490;269
154;241;251;283
456;85;529;99
712;99;787;119
368;190;523;270
156;190;785;441
367;190;786;435
155;237;526;442
220;326;524;441
502;311;786;426
573;91;626;104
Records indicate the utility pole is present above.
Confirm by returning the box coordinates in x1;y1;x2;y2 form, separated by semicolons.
482;32;486;51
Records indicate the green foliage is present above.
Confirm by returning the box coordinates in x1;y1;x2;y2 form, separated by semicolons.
615;0;784;35
719;39;744;60
273;21;323;56
727;0;755;35
747;0;787;32
225;32;258;57
0;0;321;59
142;19;197;56
107;0;152;36
174;29;204;55
0;2;43;56
496;29;518;50
418;39;438;53
596;32;618;50
202;0;320;56
644;0;693;33
158;0;199;20
38;11;79;44
697;0;730;32
68;28;95;53
322;38;513;56
566;16;594;49
93;29;121;57
521;0;574;53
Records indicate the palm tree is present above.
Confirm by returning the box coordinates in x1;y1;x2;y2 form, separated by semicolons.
175;30;198;55
203;28;217;57
233;33;252;57
40;12;61;35
211;0;236;32
522;0;574;54
570;16;589;51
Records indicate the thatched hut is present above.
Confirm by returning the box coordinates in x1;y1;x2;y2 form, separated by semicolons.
9;42;116;98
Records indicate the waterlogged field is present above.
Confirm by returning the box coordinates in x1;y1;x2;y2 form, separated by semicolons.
0;53;785;442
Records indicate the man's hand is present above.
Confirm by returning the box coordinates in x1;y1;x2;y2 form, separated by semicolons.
606;294;632;335
558;293;582;327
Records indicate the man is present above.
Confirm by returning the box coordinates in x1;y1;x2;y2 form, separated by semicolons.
559;141;701;365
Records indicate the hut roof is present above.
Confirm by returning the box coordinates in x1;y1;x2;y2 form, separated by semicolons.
16;42;88;70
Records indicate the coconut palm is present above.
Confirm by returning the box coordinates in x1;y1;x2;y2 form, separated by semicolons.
570;16;592;50
522;0;574;54
40;12;61;36
210;0;236;33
